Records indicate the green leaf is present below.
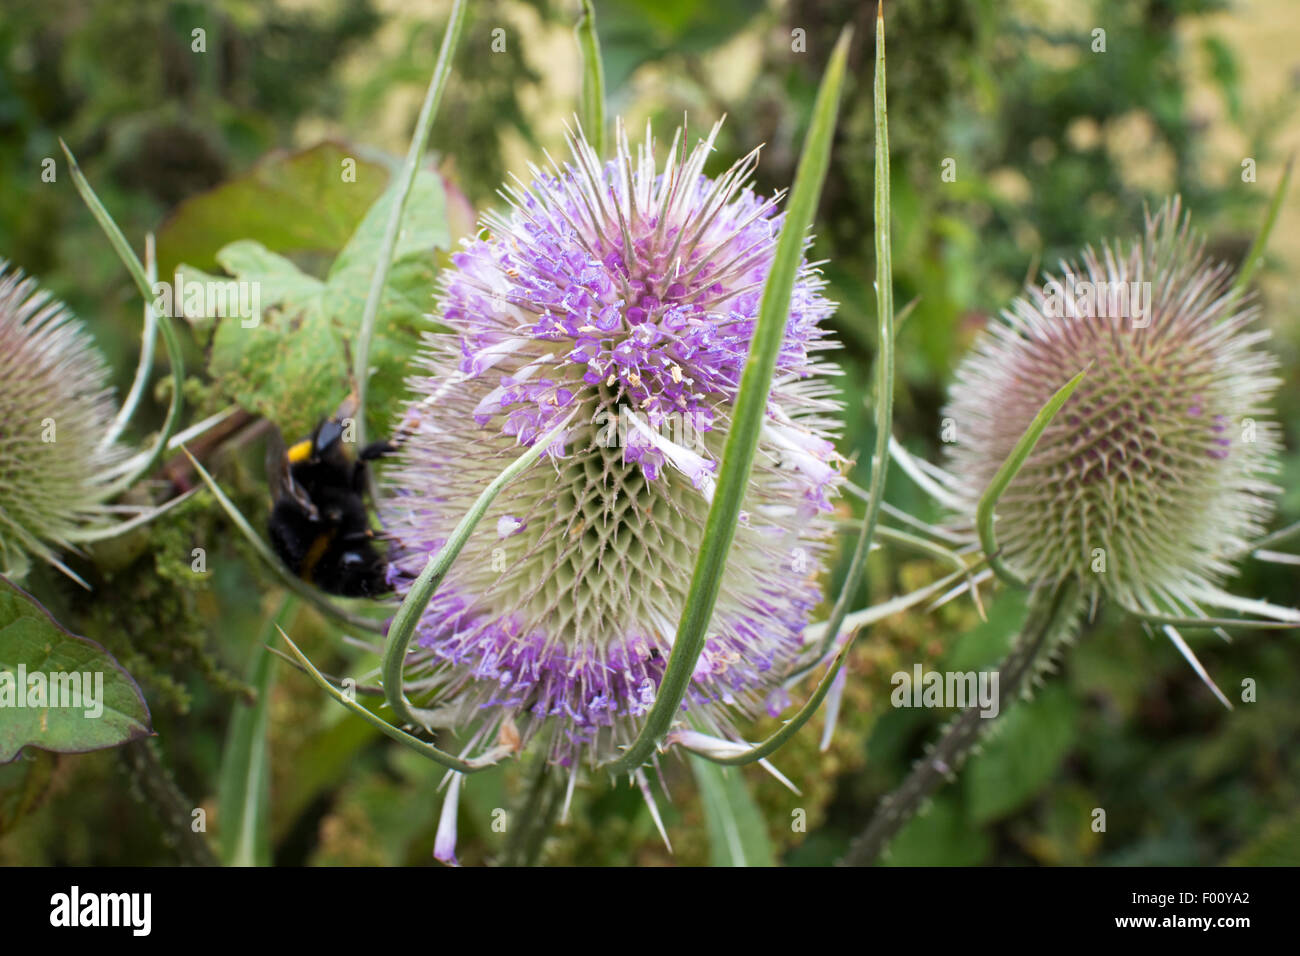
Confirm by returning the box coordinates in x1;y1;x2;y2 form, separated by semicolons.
1227;807;1300;866
206;288;341;439
1230;153;1293;305
217;597;296;867
576;0;607;158
199;170;449;438
0;750;56;835
217;241;328;306
689;756;776;867
965;683;1078;825
0;577;153;763
155;142;392;279
329;170;449;284
61;140;186;498
805;5;893;665
942;590;1028;673
883;793;991;866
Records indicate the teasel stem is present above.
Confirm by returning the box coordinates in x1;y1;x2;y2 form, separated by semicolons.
841;576;1081;866
501;754;566;867
119;738;221;867
353;0;468;453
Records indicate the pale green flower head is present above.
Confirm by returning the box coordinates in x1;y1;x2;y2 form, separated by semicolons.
0;263;126;579
943;200;1282;619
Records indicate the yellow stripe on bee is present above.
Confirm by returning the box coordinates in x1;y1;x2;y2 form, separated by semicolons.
287;439;313;464
300;531;334;581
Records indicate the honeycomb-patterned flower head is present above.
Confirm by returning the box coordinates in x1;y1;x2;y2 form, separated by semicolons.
380;122;844;767
943;199;1281;615
0;262;126;578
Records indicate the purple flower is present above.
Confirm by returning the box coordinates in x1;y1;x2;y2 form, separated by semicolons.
381;122;844;768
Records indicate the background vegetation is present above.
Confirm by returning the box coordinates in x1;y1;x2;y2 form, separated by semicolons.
1;0;1297;866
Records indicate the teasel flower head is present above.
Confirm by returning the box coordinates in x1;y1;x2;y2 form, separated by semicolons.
0;262;127;579
934;199;1293;701
381;121;845;769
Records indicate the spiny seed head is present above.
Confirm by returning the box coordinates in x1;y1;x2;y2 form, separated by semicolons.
0;263;126;578
943;199;1281;611
381;122;844;767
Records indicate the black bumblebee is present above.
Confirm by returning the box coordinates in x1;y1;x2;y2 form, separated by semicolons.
266;402;396;598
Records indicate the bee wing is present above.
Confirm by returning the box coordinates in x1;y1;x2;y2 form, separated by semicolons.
266;427;319;520
334;390;360;427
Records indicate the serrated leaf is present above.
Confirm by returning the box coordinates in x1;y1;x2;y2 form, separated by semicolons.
689;756;776;867
169;263;229;347
177;242;326;351
0;577;153;763
215;241;327;307
198;171;449;437
156;142;391;278
207;291;344;438
328;169;448;284
965;683;1078;824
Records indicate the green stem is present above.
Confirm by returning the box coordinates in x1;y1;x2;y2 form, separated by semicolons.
119;739;221;867
1228;153;1293;306
501;755;565;866
354;0;468;448
217;596;297;867
814;6;892;664
576;0;606;158
841;577;1079;866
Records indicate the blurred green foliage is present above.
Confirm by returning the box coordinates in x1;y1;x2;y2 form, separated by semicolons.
0;0;1296;866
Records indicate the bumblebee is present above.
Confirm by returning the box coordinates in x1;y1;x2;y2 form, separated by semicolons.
266;403;396;598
